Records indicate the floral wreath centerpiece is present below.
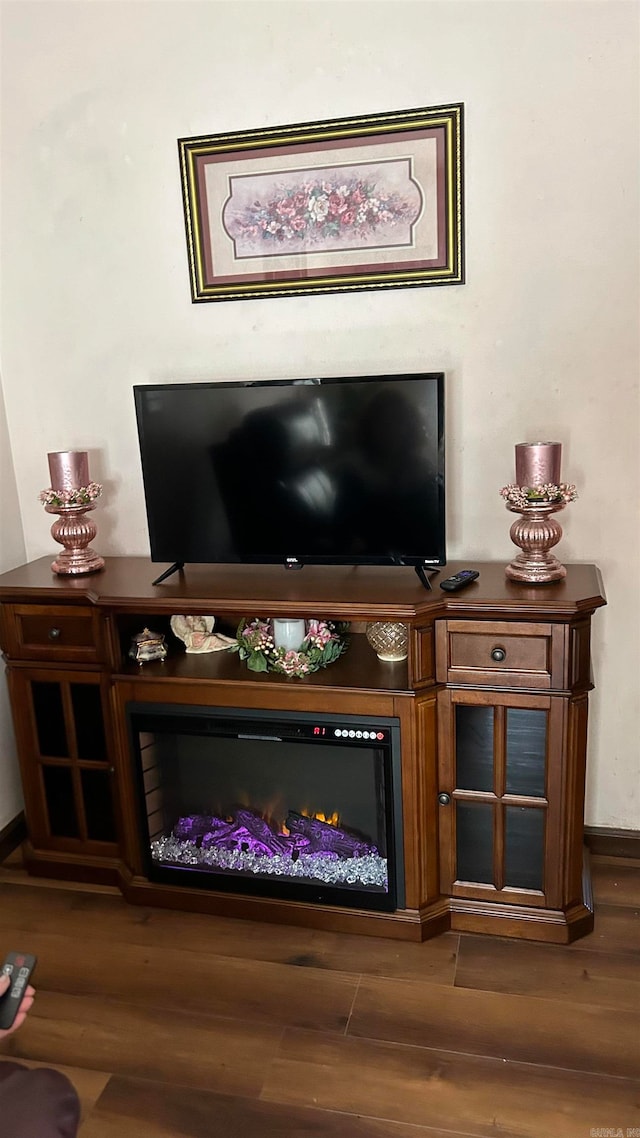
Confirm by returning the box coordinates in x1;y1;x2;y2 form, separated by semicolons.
234;618;350;678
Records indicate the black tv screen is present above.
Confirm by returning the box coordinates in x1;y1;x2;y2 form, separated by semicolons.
134;373;445;569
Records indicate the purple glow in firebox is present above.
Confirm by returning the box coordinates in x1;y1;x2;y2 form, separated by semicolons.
173;809;377;859
151;807;388;891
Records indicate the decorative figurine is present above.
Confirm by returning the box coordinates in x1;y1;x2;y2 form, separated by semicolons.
170;615;235;654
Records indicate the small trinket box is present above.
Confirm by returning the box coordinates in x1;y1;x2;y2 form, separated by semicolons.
129;627;167;664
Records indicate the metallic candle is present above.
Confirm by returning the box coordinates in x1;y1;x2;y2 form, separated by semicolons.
515;442;562;488
47;451;90;492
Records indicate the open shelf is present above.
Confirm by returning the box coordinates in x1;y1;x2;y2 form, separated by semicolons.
116;630;411;693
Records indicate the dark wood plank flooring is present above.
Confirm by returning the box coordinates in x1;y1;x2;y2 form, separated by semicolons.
0;852;638;1137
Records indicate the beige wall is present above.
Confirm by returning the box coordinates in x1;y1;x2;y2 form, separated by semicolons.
0;373;26;827
0;1;638;828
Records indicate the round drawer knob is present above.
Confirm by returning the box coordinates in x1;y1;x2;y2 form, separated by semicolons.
490;646;506;662
438;792;451;806
48;627;61;641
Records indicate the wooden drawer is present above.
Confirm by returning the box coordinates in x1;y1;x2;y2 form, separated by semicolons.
4;604;101;663
436;619;563;689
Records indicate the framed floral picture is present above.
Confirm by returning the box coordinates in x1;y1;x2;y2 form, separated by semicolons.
178;103;464;302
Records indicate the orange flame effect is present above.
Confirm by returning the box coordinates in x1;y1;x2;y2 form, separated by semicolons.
218;794;340;835
281;807;340;836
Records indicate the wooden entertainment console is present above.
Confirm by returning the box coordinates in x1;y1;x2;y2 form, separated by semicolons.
0;557;606;944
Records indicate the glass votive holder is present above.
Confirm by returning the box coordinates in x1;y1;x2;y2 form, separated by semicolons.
365;621;409;662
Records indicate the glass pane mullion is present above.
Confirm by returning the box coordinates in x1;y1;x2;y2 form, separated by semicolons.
56;678;88;842
493;707;505;889
60;681;89;841
60;681;79;761
71;764;88;842
494;802;505;891
493;706;506;797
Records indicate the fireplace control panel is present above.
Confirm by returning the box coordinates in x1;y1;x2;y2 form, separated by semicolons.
332;728;387;741
131;707;393;748
234;716;391;745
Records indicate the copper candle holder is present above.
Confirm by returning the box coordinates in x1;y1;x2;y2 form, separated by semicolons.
45;504;105;576
505;500;567;584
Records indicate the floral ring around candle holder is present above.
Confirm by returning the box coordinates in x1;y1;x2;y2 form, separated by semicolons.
45;503;105;576
505;500;567;584
234;617;350;678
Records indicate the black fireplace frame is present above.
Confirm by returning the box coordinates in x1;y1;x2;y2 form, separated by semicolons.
126;702;405;912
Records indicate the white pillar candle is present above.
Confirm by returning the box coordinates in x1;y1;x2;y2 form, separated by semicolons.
47;451;90;491
272;619;306;651
515;442;562;487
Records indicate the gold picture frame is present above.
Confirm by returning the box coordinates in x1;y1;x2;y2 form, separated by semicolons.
178;103;464;303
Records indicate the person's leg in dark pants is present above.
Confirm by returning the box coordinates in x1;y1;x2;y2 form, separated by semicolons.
0;1060;80;1138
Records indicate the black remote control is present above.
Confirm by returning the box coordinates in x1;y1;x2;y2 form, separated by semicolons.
440;569;480;592
0;951;37;1030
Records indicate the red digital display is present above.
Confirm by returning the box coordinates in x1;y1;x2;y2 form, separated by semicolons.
313;726;326;736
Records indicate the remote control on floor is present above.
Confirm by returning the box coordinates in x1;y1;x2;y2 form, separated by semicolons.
439;569;480;592
0;951;37;1030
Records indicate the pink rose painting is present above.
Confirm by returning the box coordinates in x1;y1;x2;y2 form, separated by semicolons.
222;160;423;259
179;103;464;299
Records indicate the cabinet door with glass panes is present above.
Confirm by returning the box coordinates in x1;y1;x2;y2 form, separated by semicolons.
437;688;566;909
8;668;119;858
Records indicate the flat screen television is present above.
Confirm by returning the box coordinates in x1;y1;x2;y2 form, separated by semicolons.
133;373;445;581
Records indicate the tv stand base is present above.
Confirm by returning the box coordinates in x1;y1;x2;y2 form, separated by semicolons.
415;563;438;590
151;561;185;585
116;867;592;944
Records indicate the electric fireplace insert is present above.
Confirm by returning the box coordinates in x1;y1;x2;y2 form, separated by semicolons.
128;704;405;912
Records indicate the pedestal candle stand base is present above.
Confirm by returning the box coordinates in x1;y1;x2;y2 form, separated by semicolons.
505;501;567;584
46;504;105;576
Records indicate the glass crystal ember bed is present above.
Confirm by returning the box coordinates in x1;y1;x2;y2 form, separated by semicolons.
151;807;389;890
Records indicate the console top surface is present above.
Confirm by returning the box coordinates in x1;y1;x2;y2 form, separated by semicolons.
0;557;606;622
